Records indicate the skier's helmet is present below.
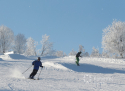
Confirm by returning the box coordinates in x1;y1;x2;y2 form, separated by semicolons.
38;57;41;60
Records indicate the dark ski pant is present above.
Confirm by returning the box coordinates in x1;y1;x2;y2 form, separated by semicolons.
30;69;38;78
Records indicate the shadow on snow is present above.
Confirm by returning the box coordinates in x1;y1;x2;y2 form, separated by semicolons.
8;54;29;60
61;63;125;74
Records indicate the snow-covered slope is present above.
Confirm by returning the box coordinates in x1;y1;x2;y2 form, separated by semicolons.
0;54;125;91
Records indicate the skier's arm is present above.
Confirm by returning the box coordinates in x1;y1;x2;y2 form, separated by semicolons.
40;62;43;68
32;61;35;65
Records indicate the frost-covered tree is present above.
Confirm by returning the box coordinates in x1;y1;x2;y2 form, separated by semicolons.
25;37;37;56
91;47;99;57
102;20;125;58
69;49;77;56
36;49;42;56
0;25;14;53
102;51;109;58
14;34;26;54
84;52;89;57
63;52;67;57
55;51;65;57
79;45;85;52
79;45;85;56
41;34;53;56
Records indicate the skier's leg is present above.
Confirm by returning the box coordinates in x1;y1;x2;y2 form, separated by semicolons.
29;70;34;78
77;58;79;65
32;69;38;78
76;57;79;64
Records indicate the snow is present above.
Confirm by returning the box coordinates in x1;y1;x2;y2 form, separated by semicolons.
0;53;125;91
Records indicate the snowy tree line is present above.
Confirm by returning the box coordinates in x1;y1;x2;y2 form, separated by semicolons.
1;20;125;58
68;45;99;57
0;25;67;57
0;25;92;57
0;25;108;58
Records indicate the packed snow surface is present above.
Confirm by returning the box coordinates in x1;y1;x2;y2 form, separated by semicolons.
0;54;125;91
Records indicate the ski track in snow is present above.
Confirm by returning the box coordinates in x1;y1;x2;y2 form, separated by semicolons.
0;54;125;91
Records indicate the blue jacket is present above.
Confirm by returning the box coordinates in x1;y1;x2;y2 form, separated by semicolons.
32;60;42;70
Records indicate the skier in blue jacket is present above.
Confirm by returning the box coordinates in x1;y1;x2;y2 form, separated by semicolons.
29;57;43;79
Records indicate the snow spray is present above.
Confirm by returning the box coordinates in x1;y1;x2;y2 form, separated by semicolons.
10;68;25;79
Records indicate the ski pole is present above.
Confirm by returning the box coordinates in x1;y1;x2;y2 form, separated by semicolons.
22;65;32;74
37;67;43;80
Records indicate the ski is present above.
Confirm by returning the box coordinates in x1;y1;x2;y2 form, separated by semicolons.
27;78;39;80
